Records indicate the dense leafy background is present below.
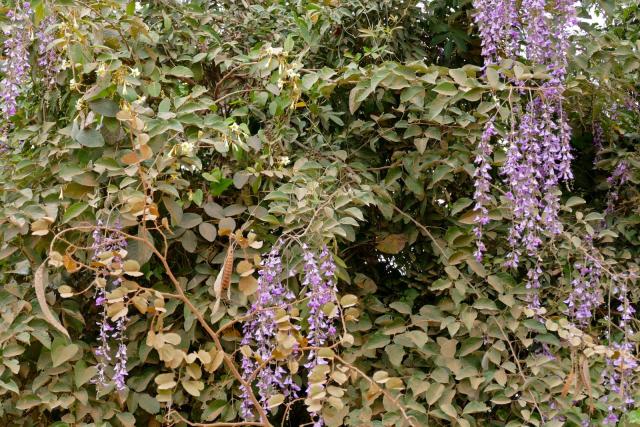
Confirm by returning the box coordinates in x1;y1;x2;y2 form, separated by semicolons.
0;0;639;426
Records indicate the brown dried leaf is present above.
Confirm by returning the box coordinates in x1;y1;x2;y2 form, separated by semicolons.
63;254;81;273
376;234;407;254
121;151;140;165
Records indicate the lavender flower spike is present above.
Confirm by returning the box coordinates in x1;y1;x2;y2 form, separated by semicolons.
1;2;33;122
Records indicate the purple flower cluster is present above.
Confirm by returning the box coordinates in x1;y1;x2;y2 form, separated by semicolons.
1;2;32;122
601;272;638;423
523;0;553;66
303;246;338;357
472;0;519;64
94;287;112;388
240;245;298;419
563;261;602;324
36;15;60;88
605;160;630;215
239;244;340;425
91;220;129;391
472;0;576;276
502;95;574;268
473;120;496;261
303;245;339;427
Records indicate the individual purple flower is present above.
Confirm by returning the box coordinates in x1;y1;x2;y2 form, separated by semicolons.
473;120;496;261
602;408;618;426
1;2;32;124
240;244;297;419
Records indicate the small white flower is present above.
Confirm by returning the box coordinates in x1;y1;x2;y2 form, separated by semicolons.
279;156;290;166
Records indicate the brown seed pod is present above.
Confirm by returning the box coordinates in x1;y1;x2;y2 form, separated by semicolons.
221;243;235;291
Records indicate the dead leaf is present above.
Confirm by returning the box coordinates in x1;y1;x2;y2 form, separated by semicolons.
376;234;408;254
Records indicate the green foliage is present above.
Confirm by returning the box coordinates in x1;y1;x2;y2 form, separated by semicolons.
0;0;639;426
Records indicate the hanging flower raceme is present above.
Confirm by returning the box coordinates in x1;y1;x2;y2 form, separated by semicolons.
0;2;32;126
90;220;129;391
472;0;576;273
605;160;630;215
239;245;298;420
36;15;60;88
564;260;602;325
303;245;339;427
601;275;638;424
472;0;519;64
473;120;496;261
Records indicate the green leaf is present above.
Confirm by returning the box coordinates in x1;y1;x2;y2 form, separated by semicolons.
430;164;453;187
210;178;233;196
75;129;105;147
138;393;160;414
486;67;501;89
463;401;488;414
451;198;473;216
627;409;640;424
400;86;425;106
63;202;89;223
448;68;469;86
385;344;406;366
74;360;98;388
168;65;194;78
363;333;390;350
51;338;79;367
147;81;161;97
433;81;458;96
89;99;119;117
523;319;547;333
565;196;586;207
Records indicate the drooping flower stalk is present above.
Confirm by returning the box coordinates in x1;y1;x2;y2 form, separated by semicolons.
36;15;60;88
473;0;576;277
113;306;129;391
93;287;112;388
1;2;32;129
564;261;602;325
240;244;297;419
303;245;339;427
601;272;638;424
523;0;553;66
473;120;496;261
605;160;630;215
90;220;129;390
472;0;519;64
